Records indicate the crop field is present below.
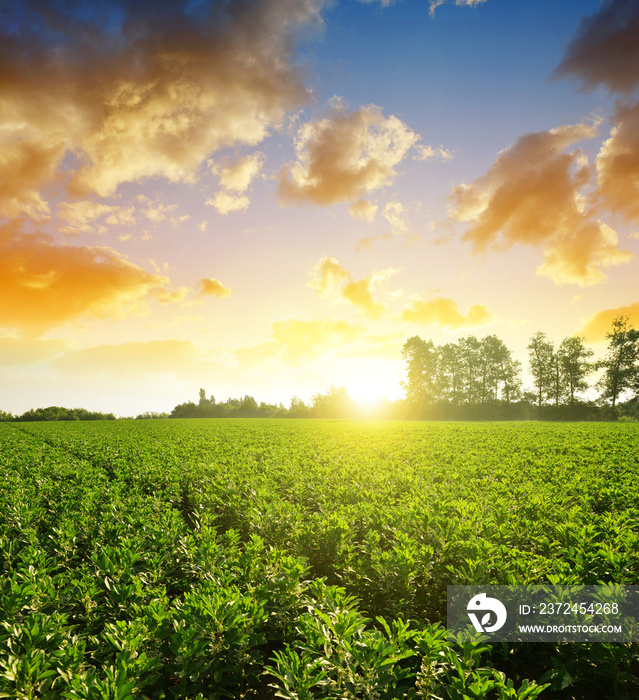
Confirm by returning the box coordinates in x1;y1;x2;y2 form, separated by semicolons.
1;419;639;699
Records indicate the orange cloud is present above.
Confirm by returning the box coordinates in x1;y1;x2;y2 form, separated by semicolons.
196;278;231;298
553;0;639;93
307;256;397;318
581;303;639;342
342;278;386;320
0;0;323;213
449;122;633;285
401;296;495;329
278;102;418;207
0;137;63;219
596;101;639;224
0;221;180;334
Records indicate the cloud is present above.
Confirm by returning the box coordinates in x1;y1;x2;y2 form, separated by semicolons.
383;201;411;235
0;0;324;213
342;278;386;319
357;0;397;7
596;101;639;224
307;257;351;296
354;233;393;251
271;318;363;362
0;137;62;220
206;191;250;214
581;303;639;342
307;256;397;318
214;152;264;193
278;101;419;206
429;0;487;17
0;221;181;334
206;152;264;213
359;0;483;10
401;296;495;328
413;144;454;161
137;195;178;222
349;199;378;222
57;201;138;235
354;200;416;251
449;122;633;285
196;277;231;298
553;0;639;93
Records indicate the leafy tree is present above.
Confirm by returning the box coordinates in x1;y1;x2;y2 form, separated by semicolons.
458;335;482;405
548;350;565;407
558;336;594;404
597;316;639;408
289;396;311;418
312;386;354;418
527;332;554;407
437;343;463;405
478;335;513;403
497;353;522;404
170;400;199;418
240;395;258;415
400;337;438;407
16;406;115;421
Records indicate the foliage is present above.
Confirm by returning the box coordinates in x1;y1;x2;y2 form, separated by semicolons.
13;406;116;421
1;419;639;698
596;316;639;409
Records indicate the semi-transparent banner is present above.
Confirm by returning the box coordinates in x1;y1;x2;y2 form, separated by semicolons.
447;586;639;642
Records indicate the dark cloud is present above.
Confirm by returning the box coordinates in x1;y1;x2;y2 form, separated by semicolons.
0;0;324;211
553;0;639;93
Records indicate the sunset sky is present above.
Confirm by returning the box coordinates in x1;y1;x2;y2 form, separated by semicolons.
1;0;638;416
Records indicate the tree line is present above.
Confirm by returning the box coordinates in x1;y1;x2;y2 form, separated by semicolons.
165;387;366;420
0;406;116;422
400;315;639;420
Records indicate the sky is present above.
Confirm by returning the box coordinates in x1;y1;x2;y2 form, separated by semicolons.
1;0;639;416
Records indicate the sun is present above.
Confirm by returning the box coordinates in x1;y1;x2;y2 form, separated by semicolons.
345;375;393;409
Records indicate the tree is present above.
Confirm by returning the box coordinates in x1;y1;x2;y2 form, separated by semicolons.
558;336;594;404
401;337;439;407
548;350;565;407
289;396;311;418
496;353;522;404
597;316;639;409
239;395;258;415
459;335;482;405
438;343;463;405
478;335;512;403
312;386;354;418
528;332;554;407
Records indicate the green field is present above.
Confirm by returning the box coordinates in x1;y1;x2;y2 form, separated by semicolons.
2;419;639;699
